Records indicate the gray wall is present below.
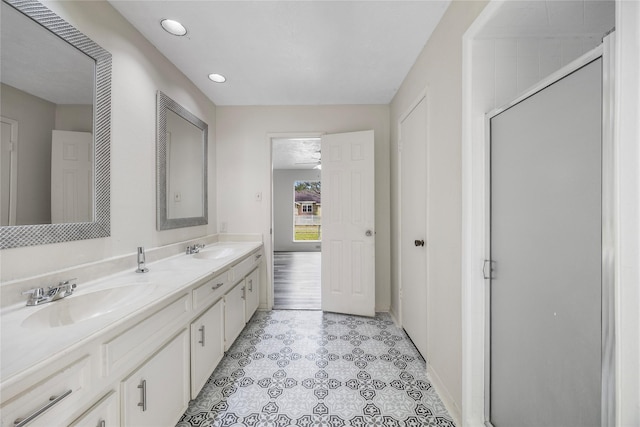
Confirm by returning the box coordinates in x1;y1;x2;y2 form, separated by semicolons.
273;168;321;252
1;83;55;225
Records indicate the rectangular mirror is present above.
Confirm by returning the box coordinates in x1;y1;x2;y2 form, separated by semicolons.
0;0;111;249
156;91;208;230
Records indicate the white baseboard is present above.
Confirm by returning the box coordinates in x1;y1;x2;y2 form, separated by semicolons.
428;364;461;426
388;306;401;327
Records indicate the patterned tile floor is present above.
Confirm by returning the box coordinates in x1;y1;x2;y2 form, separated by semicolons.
177;310;455;427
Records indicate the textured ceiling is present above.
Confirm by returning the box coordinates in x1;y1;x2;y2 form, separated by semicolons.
108;1;451;106
272;138;322;170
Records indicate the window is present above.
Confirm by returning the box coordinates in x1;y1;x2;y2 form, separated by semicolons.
293;181;321;241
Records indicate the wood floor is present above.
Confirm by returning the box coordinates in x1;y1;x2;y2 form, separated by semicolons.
273;251;321;310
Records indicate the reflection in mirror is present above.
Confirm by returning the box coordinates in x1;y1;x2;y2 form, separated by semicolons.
157;91;208;230
0;0;111;249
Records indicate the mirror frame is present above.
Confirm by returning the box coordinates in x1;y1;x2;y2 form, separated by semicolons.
0;0;112;249
156;91;208;230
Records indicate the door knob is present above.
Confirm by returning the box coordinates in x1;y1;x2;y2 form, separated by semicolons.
365;230;373;237
414;239;425;247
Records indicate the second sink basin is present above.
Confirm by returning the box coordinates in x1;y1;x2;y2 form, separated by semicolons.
192;247;242;260
21;284;154;328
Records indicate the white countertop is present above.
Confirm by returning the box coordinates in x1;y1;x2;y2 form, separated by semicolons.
0;241;262;386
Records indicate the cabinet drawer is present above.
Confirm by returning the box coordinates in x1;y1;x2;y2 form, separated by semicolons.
232;250;262;282
68;390;119;427
0;356;91;427
102;295;189;376
193;270;231;311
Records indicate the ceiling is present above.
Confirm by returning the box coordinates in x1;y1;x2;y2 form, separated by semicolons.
108;1;451;106
272;138;321;170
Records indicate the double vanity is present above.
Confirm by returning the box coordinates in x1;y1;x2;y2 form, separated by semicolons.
0;240;264;427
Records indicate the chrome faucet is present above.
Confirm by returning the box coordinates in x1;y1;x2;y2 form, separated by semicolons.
22;279;77;306
136;246;149;273
186;243;205;255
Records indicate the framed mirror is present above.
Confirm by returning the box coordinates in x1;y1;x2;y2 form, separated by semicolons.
0;0;111;249
156;91;208;230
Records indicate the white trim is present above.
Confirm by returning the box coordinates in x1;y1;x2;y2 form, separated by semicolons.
428;363;461;427
0;116;18;226
614;1;640;423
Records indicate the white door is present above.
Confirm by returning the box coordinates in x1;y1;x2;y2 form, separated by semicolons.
489;58;602;426
51;130;93;223
321;130;375;317
400;96;428;357
0;117;18;226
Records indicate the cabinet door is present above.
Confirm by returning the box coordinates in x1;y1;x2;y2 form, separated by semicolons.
191;299;224;398
245;268;259;322
224;282;246;351
68;390;119;427
121;330;189;427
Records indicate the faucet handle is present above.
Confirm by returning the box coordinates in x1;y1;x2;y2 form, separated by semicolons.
22;287;44;299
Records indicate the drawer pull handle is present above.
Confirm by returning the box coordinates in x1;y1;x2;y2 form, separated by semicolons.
137;379;147;411
255;254;262;260
13;389;72;427
212;282;224;290
248;279;253;292
198;325;206;346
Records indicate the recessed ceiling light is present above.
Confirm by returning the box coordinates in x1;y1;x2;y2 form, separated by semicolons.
208;73;227;83
160;19;187;36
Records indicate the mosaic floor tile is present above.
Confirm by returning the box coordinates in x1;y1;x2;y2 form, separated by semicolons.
176;310;456;427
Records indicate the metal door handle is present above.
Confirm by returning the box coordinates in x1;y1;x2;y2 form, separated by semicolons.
137;379;147;411
483;260;496;280
414;239;425;247
248;279;253;292
241;286;246;300
99;421;106;427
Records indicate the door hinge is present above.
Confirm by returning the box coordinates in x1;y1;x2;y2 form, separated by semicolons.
483;260;496;280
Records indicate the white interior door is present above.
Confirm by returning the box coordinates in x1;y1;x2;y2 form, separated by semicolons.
400;96;428;358
0;117;18;226
51;130;93;223
489;58;602;426
321;130;375;317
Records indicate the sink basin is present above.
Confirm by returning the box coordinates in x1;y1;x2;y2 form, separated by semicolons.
21;284;154;328
193;247;241;260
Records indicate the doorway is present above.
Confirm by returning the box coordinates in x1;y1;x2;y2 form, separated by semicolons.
399;93;429;359
488;55;605;426
272;137;323;310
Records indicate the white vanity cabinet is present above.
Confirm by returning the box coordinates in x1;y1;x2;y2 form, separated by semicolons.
1;243;265;427
244;268;259;322
224;281;246;351
190;299;224;398
121;330;189;427
68;390;119;427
